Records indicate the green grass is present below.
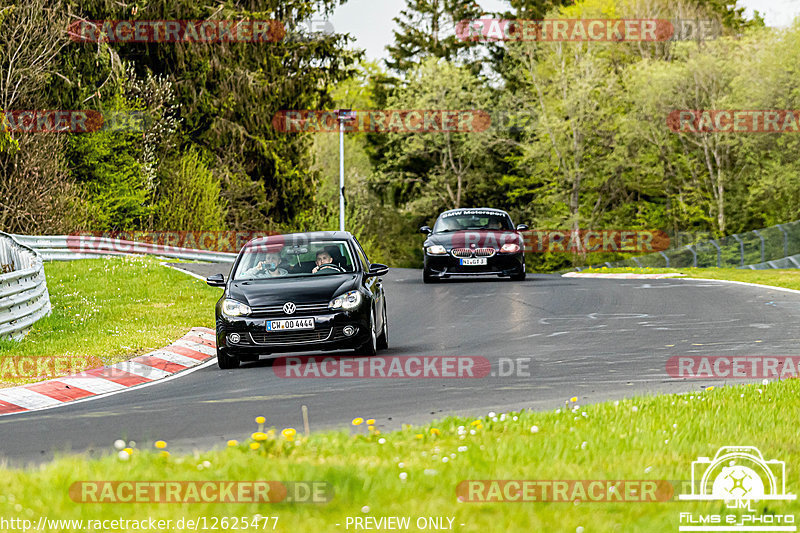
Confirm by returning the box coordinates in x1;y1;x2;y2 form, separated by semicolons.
0;256;221;387
576;266;800;290
2;381;799;532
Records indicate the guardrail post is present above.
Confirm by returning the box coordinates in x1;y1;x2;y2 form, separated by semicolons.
777;224;789;258
709;239;721;267
732;234;745;267
659;251;670;267
752;230;765;263
685;245;697;267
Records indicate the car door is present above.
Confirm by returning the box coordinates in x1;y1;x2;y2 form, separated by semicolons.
351;237;385;332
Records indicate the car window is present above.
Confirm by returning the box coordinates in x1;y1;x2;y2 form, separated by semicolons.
232;240;354;280
351;237;370;270
433;212;513;233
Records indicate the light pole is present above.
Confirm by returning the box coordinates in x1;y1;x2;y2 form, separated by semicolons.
337;109;356;232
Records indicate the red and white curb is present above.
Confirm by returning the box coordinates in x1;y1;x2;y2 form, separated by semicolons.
0;327;216;416
563;272;686;279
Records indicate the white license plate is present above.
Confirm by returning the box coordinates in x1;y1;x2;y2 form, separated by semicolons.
460;257;487;266
266;317;314;331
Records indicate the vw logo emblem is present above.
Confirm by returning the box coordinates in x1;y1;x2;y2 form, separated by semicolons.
283;302;296;315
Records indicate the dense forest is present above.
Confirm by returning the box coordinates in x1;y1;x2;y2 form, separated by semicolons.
3;0;798;271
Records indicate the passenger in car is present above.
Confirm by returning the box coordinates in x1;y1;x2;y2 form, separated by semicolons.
242;251;288;278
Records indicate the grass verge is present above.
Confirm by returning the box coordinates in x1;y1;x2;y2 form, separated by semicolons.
0;256;220;387
576;266;800;291
1;380;798;532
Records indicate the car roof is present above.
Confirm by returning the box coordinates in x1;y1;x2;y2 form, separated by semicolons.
244;231;354;248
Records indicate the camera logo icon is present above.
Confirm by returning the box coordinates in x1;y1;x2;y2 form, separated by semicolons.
679;446;795;507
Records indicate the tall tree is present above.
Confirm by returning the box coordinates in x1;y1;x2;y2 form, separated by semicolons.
58;0;362;230
386;0;484;74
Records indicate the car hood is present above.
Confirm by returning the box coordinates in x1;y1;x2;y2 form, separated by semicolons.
227;274;360;307
424;230;522;249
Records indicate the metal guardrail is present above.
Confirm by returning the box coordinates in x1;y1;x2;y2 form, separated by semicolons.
572;220;800;271
11;235;237;263
0;232;52;340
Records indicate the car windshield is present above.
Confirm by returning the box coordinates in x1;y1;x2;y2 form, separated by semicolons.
232;240;355;280
433;212;513;233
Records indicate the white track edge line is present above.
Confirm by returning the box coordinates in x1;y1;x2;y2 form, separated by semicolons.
679;277;800;295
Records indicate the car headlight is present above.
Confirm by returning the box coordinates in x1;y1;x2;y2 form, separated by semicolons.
222;299;251;317
329;290;363;310
500;243;521;253
426;244;448;255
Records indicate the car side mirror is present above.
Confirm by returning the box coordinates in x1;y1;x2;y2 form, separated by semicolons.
206;273;226;287
419;226;432;235
365;263;389;277
516;224;529;231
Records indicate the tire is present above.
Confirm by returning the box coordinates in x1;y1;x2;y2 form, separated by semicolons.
376;301;388;350
216;346;240;369
510;266;527;281
422;269;438;284
354;307;378;357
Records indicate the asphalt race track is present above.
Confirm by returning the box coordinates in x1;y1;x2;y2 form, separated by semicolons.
3;265;800;465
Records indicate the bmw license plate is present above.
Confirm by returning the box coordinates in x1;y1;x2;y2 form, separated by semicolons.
266;317;314;331
460;257;487;266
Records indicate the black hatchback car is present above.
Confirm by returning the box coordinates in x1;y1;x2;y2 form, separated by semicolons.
420;208;527;282
206;231;389;369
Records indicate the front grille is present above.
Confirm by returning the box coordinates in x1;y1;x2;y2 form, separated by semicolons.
250;302;331;317
451;247;496;258
249;328;332;345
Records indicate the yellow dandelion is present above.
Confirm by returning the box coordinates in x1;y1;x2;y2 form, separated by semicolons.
470;420;481;426
706;386;715;391
352;417;364;426
154;440;167;449
227;440;238;447
570;396;578;403
366;419;375;425
255;416;266;424
430;428;440;436
415;434;424;439
159;451;170;458
282;428;297;439
250;442;260;450
252;432;268;442
123;447;133;455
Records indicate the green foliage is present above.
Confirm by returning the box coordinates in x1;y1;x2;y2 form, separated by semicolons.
154;147;228;231
386;0;485;74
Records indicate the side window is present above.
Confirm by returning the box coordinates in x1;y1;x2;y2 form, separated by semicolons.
351;238;370;271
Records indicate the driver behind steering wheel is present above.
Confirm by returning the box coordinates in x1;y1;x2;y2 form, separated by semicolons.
312;249;343;274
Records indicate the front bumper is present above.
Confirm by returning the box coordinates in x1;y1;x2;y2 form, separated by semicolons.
424;252;524;278
215;308;371;356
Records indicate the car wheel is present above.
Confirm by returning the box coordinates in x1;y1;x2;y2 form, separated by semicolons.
376;301;388;350
354;307;378;357
510;266;527;281
423;269;438;284
216;346;240;369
